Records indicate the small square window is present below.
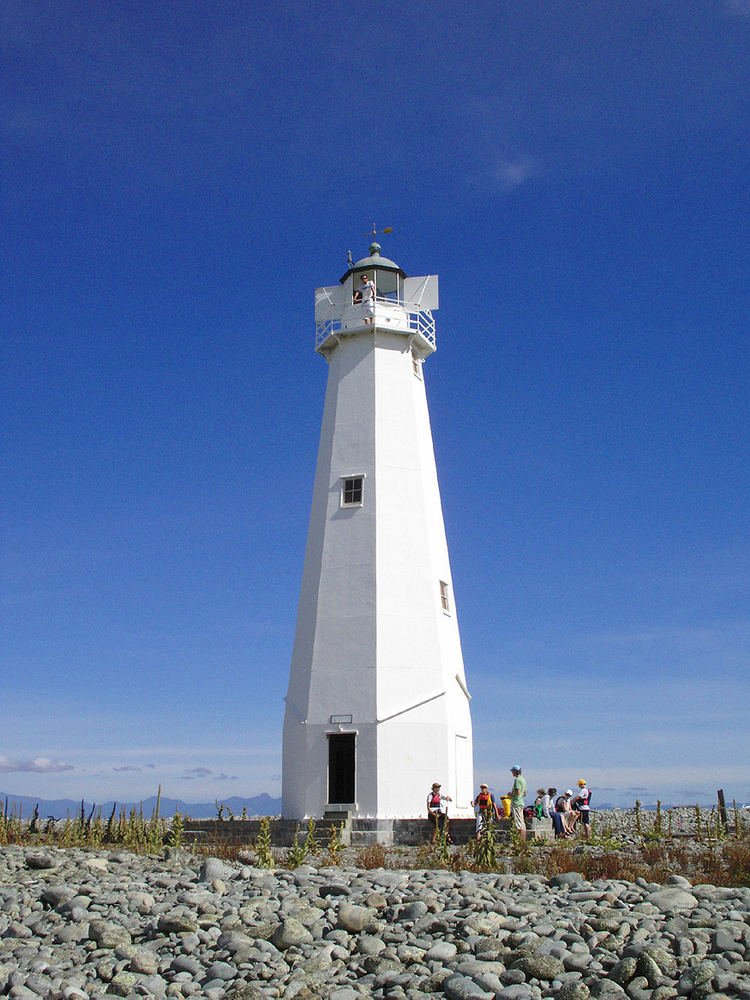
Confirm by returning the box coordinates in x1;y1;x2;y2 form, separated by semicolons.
439;580;450;613
341;476;364;507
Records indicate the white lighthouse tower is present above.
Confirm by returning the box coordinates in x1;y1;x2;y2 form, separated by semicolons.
282;240;473;821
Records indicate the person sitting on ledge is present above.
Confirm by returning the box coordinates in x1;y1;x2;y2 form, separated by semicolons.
426;782;452;843
543;786;567;838
556;789;578;835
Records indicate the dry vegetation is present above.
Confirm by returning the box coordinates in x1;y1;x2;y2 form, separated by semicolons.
3;796;748;888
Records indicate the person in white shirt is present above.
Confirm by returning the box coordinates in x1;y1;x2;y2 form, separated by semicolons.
572;778;592;840
358;273;375;324
555;789;578;835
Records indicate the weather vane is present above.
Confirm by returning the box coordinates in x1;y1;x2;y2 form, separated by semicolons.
365;224;393;239
348;225;394;267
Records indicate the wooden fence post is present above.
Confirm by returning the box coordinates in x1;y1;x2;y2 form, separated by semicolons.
717;789;728;832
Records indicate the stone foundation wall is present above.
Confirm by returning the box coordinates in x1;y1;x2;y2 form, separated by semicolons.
182;817;479;848
181;815;554;848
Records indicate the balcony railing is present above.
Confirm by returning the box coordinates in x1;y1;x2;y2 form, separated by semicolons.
315;296;436;352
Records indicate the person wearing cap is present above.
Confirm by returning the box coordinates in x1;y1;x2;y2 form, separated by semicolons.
555;789;578;835
508;766;527;841
472;782;500;839
572;779;592;840
426;782;452;842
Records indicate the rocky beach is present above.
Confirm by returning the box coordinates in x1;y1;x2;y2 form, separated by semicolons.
1;843;749;1000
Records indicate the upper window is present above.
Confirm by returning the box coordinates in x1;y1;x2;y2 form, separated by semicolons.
341;476;364;507
439;580;451;614
412;349;422;379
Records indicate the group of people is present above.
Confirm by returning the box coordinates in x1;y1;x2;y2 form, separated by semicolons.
533;781;593;840
426;769;592;842
426;765;529;842
471;766;528;841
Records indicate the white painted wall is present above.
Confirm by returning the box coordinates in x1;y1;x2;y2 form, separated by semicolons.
282;314;474;819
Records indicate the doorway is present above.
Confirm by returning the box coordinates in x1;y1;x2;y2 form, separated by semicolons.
328;733;355;805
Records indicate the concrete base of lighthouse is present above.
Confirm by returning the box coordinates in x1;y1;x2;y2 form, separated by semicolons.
183;816;555;848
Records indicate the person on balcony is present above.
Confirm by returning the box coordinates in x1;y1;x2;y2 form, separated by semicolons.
357;273;375;324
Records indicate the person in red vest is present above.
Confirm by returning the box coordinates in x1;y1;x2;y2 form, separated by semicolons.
426;782;452;842
472;782;501;840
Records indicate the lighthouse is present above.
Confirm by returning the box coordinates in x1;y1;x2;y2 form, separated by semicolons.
282;240;473;822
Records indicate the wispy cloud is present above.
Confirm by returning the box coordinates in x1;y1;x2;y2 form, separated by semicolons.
0;755;73;774
494;153;540;191
179;766;238;782
181;767;212;780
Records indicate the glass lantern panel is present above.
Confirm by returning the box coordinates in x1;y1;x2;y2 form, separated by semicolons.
374;269;400;301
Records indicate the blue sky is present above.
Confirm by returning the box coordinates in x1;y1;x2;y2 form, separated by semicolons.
2;1;748;809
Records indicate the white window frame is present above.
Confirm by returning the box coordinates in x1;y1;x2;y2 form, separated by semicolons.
340;474;365;508
439;579;451;615
411;349;423;380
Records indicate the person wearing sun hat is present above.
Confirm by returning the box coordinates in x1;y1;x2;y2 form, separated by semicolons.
572;778;592;840
472;782;500;839
426;782;452;843
555;788;579;835
508;765;527;841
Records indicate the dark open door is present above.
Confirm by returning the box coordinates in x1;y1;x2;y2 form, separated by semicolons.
328;733;355;804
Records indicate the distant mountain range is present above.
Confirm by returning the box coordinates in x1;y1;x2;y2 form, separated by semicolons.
0;792;282;821
2;792;737;820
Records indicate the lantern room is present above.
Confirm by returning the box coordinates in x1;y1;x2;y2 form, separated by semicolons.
314;242;439;358
342;242;406;302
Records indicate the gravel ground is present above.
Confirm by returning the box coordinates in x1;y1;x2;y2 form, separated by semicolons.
1;844;749;1000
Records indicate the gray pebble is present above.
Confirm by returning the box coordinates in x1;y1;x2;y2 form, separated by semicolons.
425;941;457;962
272;917;313;950
442;972;494;1000
25;852;58;870
337;901;373;933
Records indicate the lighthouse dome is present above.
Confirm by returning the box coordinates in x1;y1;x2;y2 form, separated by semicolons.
340;242;407;284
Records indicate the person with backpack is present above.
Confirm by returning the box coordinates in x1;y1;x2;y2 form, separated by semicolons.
572;779;592;840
